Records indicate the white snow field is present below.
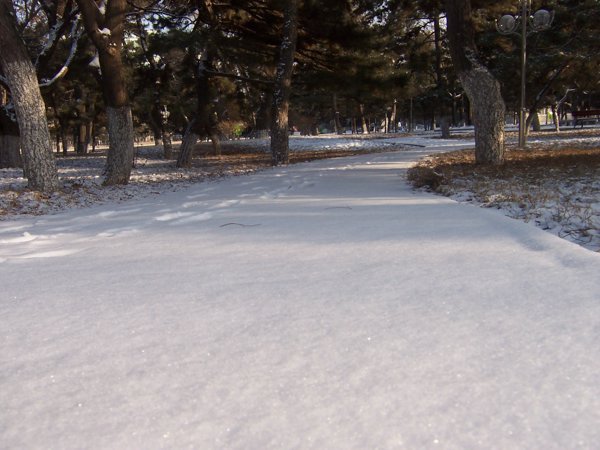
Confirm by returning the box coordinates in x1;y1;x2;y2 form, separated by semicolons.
1;140;600;449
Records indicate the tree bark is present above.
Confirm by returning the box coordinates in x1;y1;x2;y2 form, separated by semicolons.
270;0;299;166
0;0;59;190
176;53;220;168
359;104;369;134
333;93;342;134
76;0;134;185
444;0;505;164
176;118;200;168
551;104;560;132
104;106;134;184
433;11;451;139
1;87;22;168
0;134;21;168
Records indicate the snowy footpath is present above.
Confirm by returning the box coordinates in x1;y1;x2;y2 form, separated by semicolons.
1;142;599;449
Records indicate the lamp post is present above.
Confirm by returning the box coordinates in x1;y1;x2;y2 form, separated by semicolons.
497;1;553;148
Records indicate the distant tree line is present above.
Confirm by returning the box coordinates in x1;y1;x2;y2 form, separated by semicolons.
0;0;598;190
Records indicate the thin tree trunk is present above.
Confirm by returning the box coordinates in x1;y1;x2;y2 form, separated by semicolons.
552;104;560;132
333;93;342;134
359;104;369;134
0;0;59;190
391;99;397;133
270;0;299;166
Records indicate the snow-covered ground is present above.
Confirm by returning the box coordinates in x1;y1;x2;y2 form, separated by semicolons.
1;134;599;448
3;131;600;251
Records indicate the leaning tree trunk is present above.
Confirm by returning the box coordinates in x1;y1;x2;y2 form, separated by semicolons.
0;0;59;190
270;0;299;166
444;0;505;164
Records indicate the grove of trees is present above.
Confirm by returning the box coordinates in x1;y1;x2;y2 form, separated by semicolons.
1;0;599;191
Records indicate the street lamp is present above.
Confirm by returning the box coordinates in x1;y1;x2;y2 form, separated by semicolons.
497;1;553;148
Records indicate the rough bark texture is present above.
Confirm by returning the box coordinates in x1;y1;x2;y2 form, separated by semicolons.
0;134;21;167
0;0;59;190
459;67;505;163
162;130;173;159
444;0;505;164
103;106;134;185
270;0;299;166
177;120;199;168
1;86;22;168
359;104;369;134
76;0;133;184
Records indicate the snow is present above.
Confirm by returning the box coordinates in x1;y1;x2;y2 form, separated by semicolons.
1;135;600;448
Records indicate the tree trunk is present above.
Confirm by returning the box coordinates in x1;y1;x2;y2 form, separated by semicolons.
440;116;451;138
359;104;369;134
270;0;299;166
433;11;451;139
552;104;560;132
176;51;219;167
256;90;273;131
176;119;199;168
162;130;173;159
77;0;133;185
459;68;505;163
0;134;21;167
210;132;221;157
390;99;397;133
333;93;342;134
104;106;134;185
532;111;541;132
0;0;59;190
445;0;505;164
1;87;22;168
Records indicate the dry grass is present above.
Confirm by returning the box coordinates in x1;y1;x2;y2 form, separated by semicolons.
408;144;600;250
408;146;600;190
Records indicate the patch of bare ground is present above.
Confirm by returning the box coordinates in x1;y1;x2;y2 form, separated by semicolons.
408;144;600;251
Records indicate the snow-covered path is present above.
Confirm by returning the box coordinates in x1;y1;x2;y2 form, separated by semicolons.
1;143;599;449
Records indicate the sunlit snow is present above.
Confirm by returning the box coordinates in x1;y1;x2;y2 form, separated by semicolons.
1;133;599;448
